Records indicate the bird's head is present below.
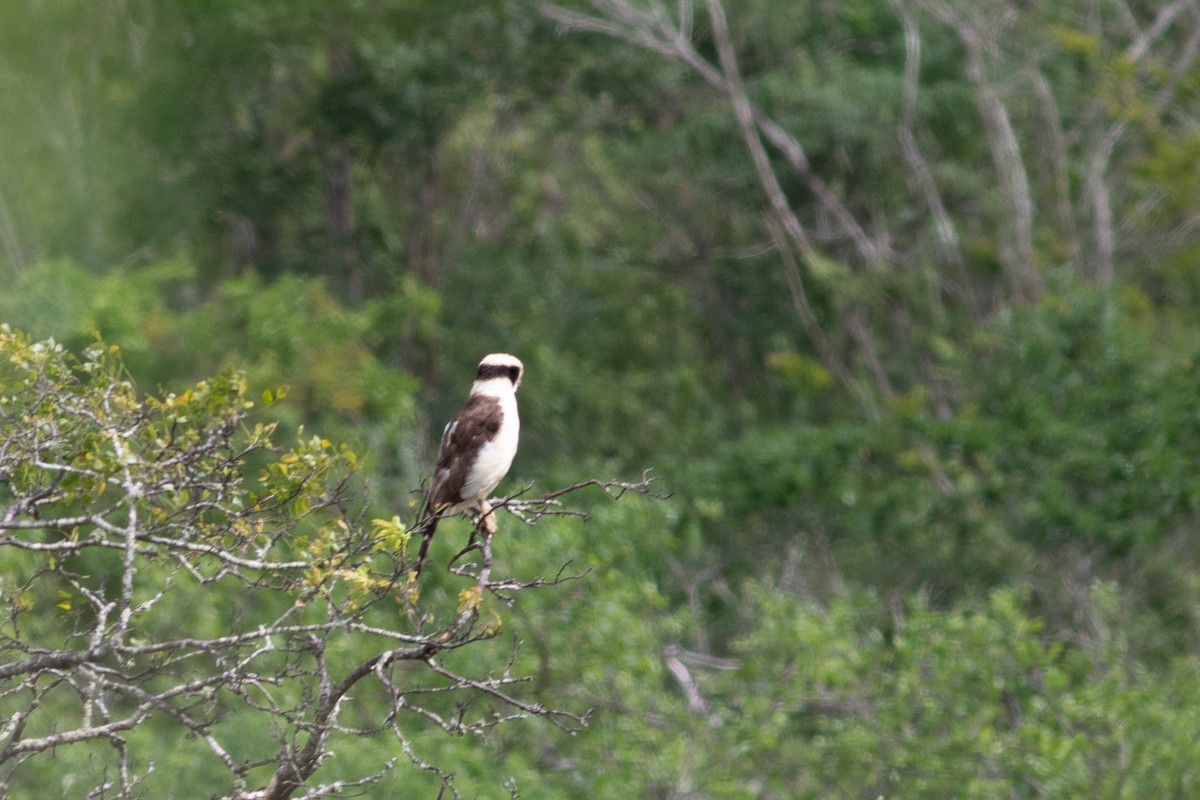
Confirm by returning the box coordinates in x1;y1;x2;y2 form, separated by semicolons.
473;353;524;393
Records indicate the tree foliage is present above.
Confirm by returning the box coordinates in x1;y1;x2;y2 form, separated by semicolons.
0;331;657;799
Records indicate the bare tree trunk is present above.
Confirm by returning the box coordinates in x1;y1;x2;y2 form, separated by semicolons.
924;1;1041;303
1086;130;1119;288
1029;65;1081;269
891;0;962;274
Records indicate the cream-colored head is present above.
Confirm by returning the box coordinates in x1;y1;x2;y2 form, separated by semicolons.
471;353;523;395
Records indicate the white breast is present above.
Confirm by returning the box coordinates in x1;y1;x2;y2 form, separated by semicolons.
459;391;519;506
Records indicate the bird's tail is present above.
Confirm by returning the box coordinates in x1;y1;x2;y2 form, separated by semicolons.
411;508;440;577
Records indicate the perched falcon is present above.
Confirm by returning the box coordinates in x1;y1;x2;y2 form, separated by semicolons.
413;353;524;575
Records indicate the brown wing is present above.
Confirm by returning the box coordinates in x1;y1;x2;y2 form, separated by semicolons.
426;394;503;513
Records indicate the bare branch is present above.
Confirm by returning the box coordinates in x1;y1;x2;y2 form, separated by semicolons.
493;469;667;526
1079;0;1200;286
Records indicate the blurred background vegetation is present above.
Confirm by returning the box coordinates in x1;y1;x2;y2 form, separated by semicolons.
3;0;1200;796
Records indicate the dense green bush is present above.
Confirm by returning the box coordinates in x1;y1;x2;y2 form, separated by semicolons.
705;284;1200;656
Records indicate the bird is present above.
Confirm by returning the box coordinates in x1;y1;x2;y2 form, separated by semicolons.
412;353;524;575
